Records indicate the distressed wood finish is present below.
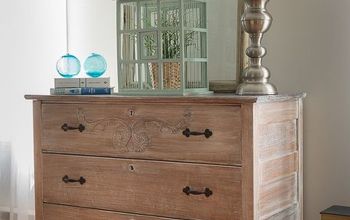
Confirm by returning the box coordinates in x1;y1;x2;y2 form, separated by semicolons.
254;100;302;220
43;154;242;220
25;93;305;220
267;205;299;220
257;120;297;160
33;101;44;220
25;93;305;105
298;99;304;219
241;103;255;220
41;104;242;165
43;204;178;220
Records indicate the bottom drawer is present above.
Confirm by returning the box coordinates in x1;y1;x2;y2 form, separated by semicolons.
43;154;242;220
43;203;175;220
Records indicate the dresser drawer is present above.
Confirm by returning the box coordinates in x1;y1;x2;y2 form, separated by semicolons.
41;104;242;165
42;154;242;220
43;203;177;220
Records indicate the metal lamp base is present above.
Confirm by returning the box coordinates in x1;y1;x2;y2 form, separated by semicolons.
236;0;278;96
236;82;277;95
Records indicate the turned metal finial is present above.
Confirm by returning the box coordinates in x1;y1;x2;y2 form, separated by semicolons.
236;0;277;95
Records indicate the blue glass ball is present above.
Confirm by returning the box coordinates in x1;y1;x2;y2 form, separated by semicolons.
84;53;107;78
56;54;81;78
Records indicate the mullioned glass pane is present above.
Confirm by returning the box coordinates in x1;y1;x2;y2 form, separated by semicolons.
141;0;158;29
120;2;138;30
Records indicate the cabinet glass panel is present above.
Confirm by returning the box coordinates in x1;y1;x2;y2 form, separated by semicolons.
120;33;138;60
141;62;159;89
184;0;207;28
120;63;139;89
185;61;207;88
163;62;181;89
120;2;138;30
184;31;207;58
141;0;158;29
141;31;158;60
161;31;181;59
160;0;180;28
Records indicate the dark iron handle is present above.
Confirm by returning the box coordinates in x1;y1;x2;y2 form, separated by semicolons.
62;175;86;185
183;186;213;197
61;123;85;132
182;128;213;138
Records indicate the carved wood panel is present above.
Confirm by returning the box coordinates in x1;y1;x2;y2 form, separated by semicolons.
77;108;191;152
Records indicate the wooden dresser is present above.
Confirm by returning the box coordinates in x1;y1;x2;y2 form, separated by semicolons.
25;94;305;220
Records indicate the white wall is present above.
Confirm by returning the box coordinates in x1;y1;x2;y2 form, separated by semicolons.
0;0;65;214
265;0;350;219
68;0;117;87
0;0;65;143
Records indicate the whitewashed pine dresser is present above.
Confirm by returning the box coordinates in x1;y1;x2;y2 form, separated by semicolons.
25;94;305;220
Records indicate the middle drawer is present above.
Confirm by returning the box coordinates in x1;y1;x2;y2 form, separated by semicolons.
43;154;242;220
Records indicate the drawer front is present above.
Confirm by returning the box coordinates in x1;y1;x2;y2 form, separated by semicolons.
42;104;242;165
43;154;242;220
43;204;176;220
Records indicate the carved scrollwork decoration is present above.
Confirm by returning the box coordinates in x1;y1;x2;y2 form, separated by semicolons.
76;108;191;152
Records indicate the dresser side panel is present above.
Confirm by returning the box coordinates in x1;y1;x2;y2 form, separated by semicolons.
33;100;43;220
298;99;304;220
255;100;302;220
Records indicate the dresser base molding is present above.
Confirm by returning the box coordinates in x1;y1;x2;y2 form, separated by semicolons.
26;94;305;220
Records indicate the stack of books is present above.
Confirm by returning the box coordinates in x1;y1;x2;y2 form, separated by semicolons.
50;77;112;95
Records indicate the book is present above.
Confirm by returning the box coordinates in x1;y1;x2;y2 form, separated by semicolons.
54;78;85;88
85;77;110;87
54;77;110;88
50;87;112;95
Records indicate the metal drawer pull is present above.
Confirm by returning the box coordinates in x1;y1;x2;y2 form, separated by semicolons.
61;123;85;132
183;186;213;197
62;175;86;185
182;128;213;138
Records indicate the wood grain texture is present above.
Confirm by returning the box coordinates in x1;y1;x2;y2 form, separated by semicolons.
43;204;177;220
266;204;298;220
260;152;298;183
42;154;242;220
24;93;306;104
257;120;297;161
241;103;255;220
41;104;242;165
255;100;302;220
33;101;43;220
256;101;298;124
26;94;305;220
258;174;298;219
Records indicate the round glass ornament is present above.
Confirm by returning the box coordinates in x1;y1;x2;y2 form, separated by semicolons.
84;53;107;78
56;54;81;78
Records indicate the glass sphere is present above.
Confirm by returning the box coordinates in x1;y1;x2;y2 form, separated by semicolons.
84;53;107;78
56;54;81;78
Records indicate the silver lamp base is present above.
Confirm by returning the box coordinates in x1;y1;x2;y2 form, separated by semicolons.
236;82;277;95
236;0;278;96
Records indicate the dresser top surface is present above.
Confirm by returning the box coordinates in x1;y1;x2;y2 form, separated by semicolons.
25;93;306;104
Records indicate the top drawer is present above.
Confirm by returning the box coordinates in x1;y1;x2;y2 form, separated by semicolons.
41;104;242;165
